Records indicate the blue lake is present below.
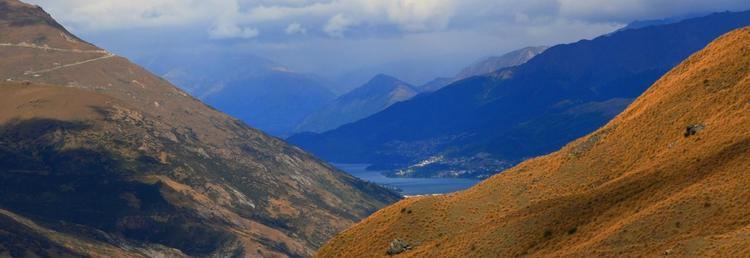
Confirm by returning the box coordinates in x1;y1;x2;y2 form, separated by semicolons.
334;163;480;196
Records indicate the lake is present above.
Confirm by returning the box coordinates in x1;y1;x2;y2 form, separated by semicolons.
334;163;481;196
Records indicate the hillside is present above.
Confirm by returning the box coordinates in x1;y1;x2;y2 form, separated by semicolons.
289;10;750;179
0;1;399;257
295;74;418;133
317;26;750;257
140;51;336;137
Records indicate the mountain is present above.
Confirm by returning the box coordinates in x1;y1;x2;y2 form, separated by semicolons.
317;26;750;257
616;13;707;32
295;74;418;133
0;1;399;257
295;47;544;134
293;46;544;133
139;51;336;137
454;46;548;81
289;10;750;179
418;46;548;93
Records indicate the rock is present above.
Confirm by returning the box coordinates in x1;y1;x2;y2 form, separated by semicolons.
386;239;411;256
684;124;705;137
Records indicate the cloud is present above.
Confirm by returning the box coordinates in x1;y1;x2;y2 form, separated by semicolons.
209;22;260;39
24;0;222;31
24;0;750;84
384;0;456;32
324;14;357;37
285;23;307;35
26;0;750;39
558;0;750;22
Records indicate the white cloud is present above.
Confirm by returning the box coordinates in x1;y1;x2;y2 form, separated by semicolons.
384;0;456;32
324;14;357;37
27;0;750;39
558;0;750;22
25;0;225;30
209;22;260;39
285;23;307;35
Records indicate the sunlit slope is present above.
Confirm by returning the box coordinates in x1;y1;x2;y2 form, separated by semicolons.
318;27;750;257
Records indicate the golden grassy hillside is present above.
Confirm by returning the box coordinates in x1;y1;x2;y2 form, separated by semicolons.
317;27;750;257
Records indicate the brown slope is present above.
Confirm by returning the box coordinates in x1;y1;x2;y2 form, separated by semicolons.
0;1;400;257
317;27;750;257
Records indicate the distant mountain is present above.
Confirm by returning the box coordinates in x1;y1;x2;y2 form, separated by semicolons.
0;1;399;256
318;26;750;257
295;74;418;133
417;77;453;93
418;46;547;93
616;13;707;32
293;47;546;134
454;46;548;81
289;10;750;179
140;51;335;137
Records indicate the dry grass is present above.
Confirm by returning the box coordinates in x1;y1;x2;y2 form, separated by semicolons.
317;27;750;257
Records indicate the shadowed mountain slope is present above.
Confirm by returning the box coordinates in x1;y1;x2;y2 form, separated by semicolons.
0;1;399;257
290;10;750;179
317;27;750;257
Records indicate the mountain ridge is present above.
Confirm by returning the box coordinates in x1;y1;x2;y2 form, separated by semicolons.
295;74;418;133
418;46;547;93
317;26;750;257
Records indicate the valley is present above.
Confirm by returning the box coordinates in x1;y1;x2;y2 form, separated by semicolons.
3;0;750;257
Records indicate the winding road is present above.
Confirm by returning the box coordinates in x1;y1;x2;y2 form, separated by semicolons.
0;42;114;76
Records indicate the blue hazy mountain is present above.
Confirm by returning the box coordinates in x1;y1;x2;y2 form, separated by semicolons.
140;51;336;137
289;10;750;178
295;74;418;133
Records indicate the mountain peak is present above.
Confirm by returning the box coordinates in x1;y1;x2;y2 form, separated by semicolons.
358;74;415;94
454;46;548;80
293;74;418;133
0;0;94;49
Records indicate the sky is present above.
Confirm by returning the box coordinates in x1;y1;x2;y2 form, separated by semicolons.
25;0;750;86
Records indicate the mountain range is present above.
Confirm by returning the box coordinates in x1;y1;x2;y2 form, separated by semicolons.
318;25;750;257
295;74;418;133
294;47;547;135
289;10;750;179
0;1;398;257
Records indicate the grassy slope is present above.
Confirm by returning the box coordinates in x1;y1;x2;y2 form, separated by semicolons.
317;27;750;257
